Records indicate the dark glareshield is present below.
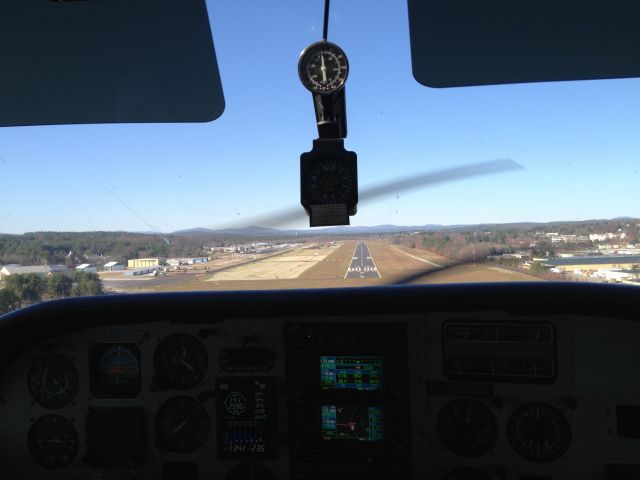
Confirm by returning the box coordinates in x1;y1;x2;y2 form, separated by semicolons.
408;0;640;87
0;0;225;126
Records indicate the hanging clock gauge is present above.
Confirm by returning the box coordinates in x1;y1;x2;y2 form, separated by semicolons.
304;157;355;204
298;41;349;95
300;138;358;227
298;2;358;228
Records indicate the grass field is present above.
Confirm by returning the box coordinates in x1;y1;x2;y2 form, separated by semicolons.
206;243;341;281
138;239;540;293
298;240;357;279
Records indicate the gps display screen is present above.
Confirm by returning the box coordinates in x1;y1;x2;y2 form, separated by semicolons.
321;405;384;442
320;355;383;391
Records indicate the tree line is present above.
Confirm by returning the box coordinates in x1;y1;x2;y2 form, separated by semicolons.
0;231;221;266
0;272;103;315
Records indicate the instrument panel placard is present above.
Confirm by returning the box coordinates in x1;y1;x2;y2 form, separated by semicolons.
443;322;556;383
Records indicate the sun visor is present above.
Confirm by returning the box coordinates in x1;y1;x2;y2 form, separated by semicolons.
408;0;640;88
0;0;225;126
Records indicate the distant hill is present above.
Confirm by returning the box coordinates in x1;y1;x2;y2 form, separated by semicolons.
172;226;298;237
168;218;640;237
169;224;447;237
3;217;637;266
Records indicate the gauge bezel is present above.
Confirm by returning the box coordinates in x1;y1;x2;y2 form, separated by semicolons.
155;395;210;453
28;414;79;470
28;353;79;409
507;401;572;463
89;343;142;399
437;397;498;457
153;333;208;390
298;41;349;95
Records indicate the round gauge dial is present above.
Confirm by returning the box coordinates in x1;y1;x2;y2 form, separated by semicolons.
154;333;208;390
28;415;79;469
443;467;491;480
507;402;571;463
155;396;210;453
298;41;349;94
437;398;498;457
226;463;276;480
28;354;79;408
304;158;355;204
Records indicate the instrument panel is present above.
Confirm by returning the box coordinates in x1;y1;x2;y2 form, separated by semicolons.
1;294;640;480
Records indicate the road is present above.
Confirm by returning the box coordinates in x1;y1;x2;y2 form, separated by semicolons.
345;241;381;279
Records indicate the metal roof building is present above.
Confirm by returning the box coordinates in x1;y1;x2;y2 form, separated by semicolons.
76;264;97;273
0;264;70;279
127;258;162;269
546;255;640;272
103;261;124;271
547;255;640;266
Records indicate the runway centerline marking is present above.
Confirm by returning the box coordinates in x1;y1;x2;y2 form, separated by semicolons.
344;241;381;279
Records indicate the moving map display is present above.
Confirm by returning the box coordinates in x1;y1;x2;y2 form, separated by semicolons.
321;405;384;442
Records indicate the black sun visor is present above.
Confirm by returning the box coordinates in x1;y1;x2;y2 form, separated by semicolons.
0;0;225;126
408;0;640;88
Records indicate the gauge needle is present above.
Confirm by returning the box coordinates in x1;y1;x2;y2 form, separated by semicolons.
173;420;187;434
41;357;51;390
180;358;195;371
320;54;327;82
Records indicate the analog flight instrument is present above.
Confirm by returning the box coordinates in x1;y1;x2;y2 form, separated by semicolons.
507;402;571;462
437;398;498;457
299;41;349;95
28;354;79;409
154;333;208;390
90;343;142;398
304;157;356;204
28;415;79;469
155;396;210;453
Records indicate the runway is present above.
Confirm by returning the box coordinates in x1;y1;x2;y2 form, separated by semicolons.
345;241;381;279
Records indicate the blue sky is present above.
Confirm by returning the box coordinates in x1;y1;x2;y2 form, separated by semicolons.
0;0;639;234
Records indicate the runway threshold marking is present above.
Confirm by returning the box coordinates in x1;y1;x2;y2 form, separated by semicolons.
344;242;381;279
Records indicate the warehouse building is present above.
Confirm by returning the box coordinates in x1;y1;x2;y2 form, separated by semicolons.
546;255;640;273
0;264;70;280
75;264;98;273
167;257;209;266
127;258;162;269
103;261;124;271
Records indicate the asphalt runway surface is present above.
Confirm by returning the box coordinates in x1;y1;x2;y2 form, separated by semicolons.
345;241;381;279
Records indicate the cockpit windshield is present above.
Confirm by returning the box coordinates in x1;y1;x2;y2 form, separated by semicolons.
1;0;639;316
